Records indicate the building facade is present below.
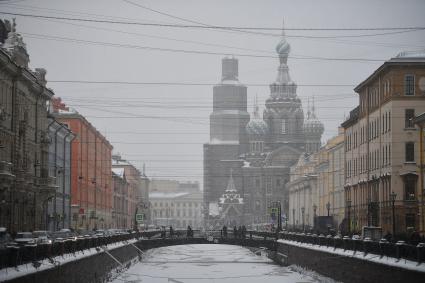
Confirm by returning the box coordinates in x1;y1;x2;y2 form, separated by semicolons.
112;168;129;229
0;19;56;233
342;51;425;236
203;56;250;222
52;97;113;230
112;154;150;229
46;118;75;231
150;180;203;229
288;130;345;231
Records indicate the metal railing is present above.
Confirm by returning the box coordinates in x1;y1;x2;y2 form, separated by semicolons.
0;230;161;269
276;231;425;263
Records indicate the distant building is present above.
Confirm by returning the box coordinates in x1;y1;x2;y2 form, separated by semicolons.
46;118;75;231
0;19;55;232
218;170;244;227
288;129;344;231
112;154;150;229
342;51;425;235
112;167;129;229
203;21;324;228
149;179;202;228
203;56;250;223
51;97;113;230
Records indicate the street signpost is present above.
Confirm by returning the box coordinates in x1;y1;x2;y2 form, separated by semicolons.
136;213;144;223
268;202;282;231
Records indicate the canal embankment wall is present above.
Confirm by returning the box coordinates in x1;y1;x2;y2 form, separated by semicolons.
270;239;425;283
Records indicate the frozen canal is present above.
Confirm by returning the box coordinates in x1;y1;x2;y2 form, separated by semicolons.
111;244;337;283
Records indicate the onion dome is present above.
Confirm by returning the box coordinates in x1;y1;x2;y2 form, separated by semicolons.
246;119;269;138
276;18;291;64
303;97;324;134
246;95;269;139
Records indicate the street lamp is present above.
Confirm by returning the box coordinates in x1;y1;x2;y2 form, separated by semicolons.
301;207;305;232
292;208;295;230
346;200;351;234
390;191;397;238
313;204;317;230
326;202;331;217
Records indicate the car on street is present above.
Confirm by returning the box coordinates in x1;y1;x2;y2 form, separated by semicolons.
0;227;13;249
33;230;52;244
14;232;36;246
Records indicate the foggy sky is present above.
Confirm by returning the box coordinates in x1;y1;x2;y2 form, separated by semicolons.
2;0;424;188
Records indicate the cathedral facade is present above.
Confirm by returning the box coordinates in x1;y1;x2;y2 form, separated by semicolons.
203;24;324;227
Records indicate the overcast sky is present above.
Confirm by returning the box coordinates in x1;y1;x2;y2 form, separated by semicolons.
2;0;425;188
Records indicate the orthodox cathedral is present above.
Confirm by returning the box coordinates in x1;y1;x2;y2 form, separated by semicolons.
203;22;324;227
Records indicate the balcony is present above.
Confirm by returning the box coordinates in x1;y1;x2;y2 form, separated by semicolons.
0;161;15;182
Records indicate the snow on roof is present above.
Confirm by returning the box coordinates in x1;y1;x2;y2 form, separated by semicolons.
57;107;78;114
396;50;425;58
210;138;239;145
149;192;189;199
220;79;242;86
112;168;125;178
112;159;132;166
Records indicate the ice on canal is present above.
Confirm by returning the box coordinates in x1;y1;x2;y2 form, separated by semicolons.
111;244;338;283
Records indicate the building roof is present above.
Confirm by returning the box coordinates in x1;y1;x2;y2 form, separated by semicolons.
149;192;189;199
341;106;359;129
354;51;425;93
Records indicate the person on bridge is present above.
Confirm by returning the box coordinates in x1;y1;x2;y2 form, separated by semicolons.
161;226;166;239
241;225;247;239
187;225;193;238
223;225;228;239
233;226;238;239
169;226;174;238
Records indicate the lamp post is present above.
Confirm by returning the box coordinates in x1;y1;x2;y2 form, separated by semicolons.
346;200;351;234
292;208;295;229
313;204;317;230
390;191;397;238
326;202;330;217
301;207;305;232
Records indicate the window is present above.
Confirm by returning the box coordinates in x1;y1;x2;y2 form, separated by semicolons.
405;142;415;162
405;74;415;96
405;214;416;229
405;109;415;128
404;175;417;201
281;119;287;134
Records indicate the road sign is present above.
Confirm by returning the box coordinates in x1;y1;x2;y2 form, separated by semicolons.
136;213;144;223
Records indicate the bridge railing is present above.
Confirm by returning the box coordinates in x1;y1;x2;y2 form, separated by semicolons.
0;230;162;270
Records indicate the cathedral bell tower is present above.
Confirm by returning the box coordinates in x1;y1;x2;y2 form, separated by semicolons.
209;57;250;149
263;20;304;150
